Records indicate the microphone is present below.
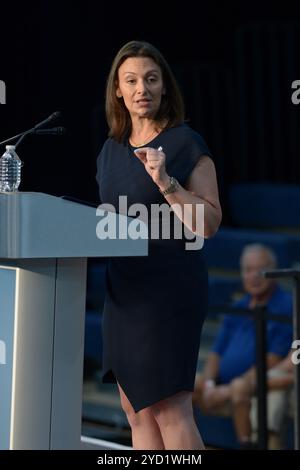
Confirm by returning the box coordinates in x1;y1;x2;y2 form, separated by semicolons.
34;111;61;130
0;111;62;146
34;127;66;135
14;124;65;148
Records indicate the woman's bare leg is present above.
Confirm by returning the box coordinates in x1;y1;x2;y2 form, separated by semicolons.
151;391;205;450
117;382;165;450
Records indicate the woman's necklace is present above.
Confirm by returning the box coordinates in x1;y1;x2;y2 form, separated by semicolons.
130;129;158;147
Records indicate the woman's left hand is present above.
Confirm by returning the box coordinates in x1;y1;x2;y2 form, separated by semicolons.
134;147;170;189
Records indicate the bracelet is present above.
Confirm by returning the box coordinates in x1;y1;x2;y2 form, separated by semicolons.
159;176;179;196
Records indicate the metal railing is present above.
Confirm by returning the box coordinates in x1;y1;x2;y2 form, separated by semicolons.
263;269;300;450
209;302;294;449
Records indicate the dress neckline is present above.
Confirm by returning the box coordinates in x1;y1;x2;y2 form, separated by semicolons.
126;123;185;151
128;132;162;150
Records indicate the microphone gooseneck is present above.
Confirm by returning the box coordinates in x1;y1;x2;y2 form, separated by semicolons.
0;112;62;147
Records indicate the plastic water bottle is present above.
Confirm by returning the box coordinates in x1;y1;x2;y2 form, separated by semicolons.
0;145;22;192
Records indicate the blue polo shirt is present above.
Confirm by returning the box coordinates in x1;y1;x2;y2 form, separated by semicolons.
212;286;293;384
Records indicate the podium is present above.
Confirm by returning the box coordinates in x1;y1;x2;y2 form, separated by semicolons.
0;192;147;449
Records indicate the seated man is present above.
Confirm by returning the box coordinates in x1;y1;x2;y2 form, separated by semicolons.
193;243;293;446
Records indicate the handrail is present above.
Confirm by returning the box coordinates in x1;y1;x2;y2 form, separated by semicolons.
263;269;300;450
208;302;293;449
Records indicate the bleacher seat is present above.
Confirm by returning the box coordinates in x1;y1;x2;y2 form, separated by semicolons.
84;259;107;369
194;406;240;449
203;227;294;271
228;182;300;230
208;276;242;307
84;310;103;368
86;259;107;311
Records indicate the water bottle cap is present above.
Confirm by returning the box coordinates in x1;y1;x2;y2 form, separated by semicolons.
6;145;16;150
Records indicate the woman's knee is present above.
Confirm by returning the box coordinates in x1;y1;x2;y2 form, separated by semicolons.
151;392;193;428
117;383;155;428
117;383;138;426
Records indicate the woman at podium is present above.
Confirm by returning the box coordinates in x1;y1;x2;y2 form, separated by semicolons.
96;40;222;450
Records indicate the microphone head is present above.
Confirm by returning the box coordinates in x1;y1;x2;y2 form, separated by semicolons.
51;111;61;120
34;111;62;130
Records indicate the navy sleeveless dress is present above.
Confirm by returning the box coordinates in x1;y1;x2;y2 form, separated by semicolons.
96;123;212;412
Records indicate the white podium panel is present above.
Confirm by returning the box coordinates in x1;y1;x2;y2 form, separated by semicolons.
0;192;147;259
0;192;147;449
0;260;56;449
0;266;17;448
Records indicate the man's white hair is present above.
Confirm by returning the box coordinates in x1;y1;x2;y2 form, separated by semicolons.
240;243;278;269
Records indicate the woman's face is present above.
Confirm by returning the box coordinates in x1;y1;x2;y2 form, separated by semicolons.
116;56;165;120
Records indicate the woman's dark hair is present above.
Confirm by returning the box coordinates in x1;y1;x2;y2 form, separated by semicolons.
105;40;185;142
